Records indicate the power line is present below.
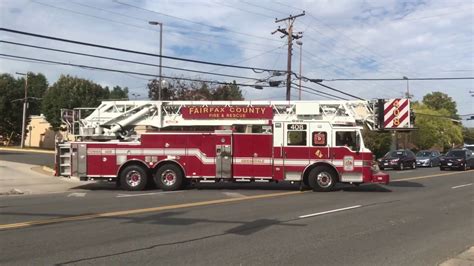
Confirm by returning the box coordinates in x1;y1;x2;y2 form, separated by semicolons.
308;80;364;100
0;28;285;73
0;53;278;88
325;77;474;81
291;86;335;100
113;0;283;44
0;40;261;81
290;85;343;100
34;0;283;53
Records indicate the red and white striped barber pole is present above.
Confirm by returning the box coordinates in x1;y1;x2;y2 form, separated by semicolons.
383;98;411;129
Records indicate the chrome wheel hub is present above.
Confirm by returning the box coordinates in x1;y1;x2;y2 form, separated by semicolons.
126;170;142;187
161;170;177;186
316;172;332;188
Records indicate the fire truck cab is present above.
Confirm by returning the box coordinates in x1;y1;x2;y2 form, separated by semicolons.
56;100;390;191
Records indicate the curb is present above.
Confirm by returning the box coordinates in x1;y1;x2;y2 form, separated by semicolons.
41;165;82;183
0;147;55;154
440;246;474;266
42;166;56;174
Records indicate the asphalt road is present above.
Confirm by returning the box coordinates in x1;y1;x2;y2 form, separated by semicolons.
1;165;473;265
0;149;55;168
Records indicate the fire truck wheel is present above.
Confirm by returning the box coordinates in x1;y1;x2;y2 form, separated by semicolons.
120;165;148;191
154;164;183;191
308;166;337;192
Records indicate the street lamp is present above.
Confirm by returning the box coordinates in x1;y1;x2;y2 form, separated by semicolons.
296;40;303;100
16;72;28;148
149;21;163;100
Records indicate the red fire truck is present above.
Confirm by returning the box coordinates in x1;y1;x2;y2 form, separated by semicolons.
56;100;395;191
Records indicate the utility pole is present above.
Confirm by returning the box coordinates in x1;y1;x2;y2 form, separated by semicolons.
149;21;163;100
273;12;305;101
296;40;303;100
16;72;28;149
403;76;412;99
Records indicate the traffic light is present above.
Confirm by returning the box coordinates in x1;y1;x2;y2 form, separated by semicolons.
377;99;385;129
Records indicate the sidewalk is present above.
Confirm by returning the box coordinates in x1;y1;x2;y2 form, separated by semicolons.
440;246;474;266
0;160;87;196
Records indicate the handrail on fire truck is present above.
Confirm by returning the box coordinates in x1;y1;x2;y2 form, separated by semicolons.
61;100;378;140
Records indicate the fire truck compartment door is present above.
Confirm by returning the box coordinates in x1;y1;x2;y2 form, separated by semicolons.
216;145;232;178
71;143;87;178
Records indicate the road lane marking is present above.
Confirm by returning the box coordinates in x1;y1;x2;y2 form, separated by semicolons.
67;193;86;197
222;192;246;198
298;205;362;219
0;190;305;230
395;170;413;174
393;170;473;182
116;191;183;198
2;170;471;230
451;183;473;189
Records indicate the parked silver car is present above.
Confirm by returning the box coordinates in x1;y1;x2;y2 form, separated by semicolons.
416;150;441;167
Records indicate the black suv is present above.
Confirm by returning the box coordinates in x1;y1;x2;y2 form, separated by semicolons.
379;149;417;170
440;149;474;171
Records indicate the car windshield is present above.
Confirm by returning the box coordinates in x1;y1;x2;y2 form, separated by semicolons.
446;150;465;157
416;151;431;157
388;151;405;157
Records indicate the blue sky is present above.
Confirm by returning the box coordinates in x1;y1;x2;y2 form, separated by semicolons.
1;0;473;126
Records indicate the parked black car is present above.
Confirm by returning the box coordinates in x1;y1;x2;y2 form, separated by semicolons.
440;149;474;171
416;150;441;167
379;149;417;170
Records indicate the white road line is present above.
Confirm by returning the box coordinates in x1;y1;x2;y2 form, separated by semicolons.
451;183;473;189
222;192;246;198
67;192;86;197
395;170;414;174
298;205;362;219
116;191;183;198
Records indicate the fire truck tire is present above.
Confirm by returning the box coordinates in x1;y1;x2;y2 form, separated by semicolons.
308;166;337;192
154;164;183;191
119;165;148;191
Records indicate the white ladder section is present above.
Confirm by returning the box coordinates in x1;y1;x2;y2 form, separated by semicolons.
61;100;376;138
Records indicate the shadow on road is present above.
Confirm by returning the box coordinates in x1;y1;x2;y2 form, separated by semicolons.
337;184;392;192
70;182;119;191
386;181;424;188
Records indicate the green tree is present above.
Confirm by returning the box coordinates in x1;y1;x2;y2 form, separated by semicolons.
106;85;129;100
212;81;243;100
42;75;108;129
412;103;463;151
422;92;458;118
148;78;244;101
0;72;48;143
362;128;392;158
462;127;474;145
24;72;49;116
0;74;23;142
